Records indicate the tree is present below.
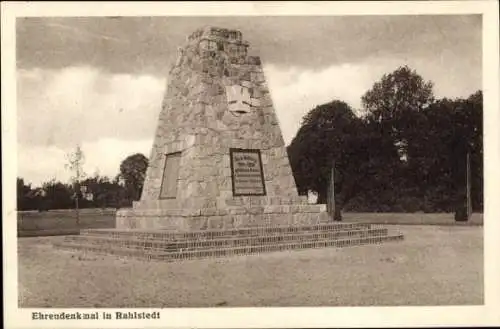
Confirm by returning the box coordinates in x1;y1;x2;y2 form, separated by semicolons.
410;98;457;211
361;65;435;161
65;145;86;225
42;179;73;210
359;66;440;211
17;178;33;210
288;100;372;220
449;90;483;219
119;153;148;203
465;91;483;212
79;174;125;209
289;67;482;215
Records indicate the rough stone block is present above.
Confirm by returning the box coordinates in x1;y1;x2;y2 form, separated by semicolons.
216;209;229;216
247;56;261;65
200;208;218;216
281;205;290;213
263;205;275;214
221;216;235;230
249;197;264;206
233;214;250;227
269;196;282;205
292;213;311;226
315;212;327;223
225;198;244;206
207;216;224;229
247;206;264;215
182;209;201;217
228;208;247;215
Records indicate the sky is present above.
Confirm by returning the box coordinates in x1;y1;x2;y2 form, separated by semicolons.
16;15;482;187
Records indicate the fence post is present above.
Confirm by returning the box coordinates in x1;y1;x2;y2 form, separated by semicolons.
327;160;335;221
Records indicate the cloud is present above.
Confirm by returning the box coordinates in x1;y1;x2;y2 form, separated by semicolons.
17;66;165;148
265;64;367;144
266;55;481;144
17;16;481;75
18;138;152;187
17;66;164;186
265;59;405;144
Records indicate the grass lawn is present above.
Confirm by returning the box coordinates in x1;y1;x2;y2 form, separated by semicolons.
17;209;116;237
17;210;482;237
18;225;483;308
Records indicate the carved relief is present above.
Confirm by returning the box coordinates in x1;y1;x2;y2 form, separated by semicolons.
225;84;252;115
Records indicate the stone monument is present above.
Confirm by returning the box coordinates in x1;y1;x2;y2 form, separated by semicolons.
55;27;403;260
116;26;328;231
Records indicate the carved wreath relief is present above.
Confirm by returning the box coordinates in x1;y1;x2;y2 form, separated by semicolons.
225;84;252;115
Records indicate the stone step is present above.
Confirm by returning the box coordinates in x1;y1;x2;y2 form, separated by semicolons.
63;228;389;252
54;234;404;262
81;222;372;241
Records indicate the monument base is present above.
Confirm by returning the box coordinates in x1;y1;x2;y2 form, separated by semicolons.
56;193;405;263
116;202;329;231
116;195;331;231
54;221;404;262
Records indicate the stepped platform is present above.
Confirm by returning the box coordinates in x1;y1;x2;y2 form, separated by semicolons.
53;223;404;261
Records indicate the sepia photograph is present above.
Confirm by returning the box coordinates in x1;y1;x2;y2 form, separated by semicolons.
3;1;500;328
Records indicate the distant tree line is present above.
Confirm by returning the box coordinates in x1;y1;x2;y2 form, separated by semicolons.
17;153;148;211
288;65;483;218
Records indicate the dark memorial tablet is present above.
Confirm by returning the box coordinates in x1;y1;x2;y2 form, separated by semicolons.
230;148;266;196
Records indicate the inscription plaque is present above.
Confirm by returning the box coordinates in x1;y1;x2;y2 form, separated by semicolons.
229;148;266;196
159;152;181;199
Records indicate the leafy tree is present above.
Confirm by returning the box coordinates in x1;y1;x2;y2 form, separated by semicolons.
359;66;442;212
361;65;435;161
450;91;483;218
16;173;131;211
79;176;102;208
79;175;127;209
289;66;482;215
411;98;457;211
288;100;373;220
42;179;73;209
26;187;50;211
288;64;482;215
465;90;483;212
399;90;483;215
17;178;32;210
119;153;148;203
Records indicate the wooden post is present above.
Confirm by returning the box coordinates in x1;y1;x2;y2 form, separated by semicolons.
455;151;471;222
327;160;335;221
75;182;80;227
466;151;472;219
74;156;81;227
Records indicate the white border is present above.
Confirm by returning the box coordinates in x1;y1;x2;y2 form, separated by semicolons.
3;1;500;328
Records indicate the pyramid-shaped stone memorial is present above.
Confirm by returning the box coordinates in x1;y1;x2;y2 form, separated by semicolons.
54;27;403;261
116;26;327;230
